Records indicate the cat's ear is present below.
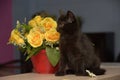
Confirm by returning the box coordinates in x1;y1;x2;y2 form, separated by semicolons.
66;11;76;23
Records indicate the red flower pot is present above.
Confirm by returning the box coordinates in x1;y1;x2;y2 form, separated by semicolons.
31;50;58;74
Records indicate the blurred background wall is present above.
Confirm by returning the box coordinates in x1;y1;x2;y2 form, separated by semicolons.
0;0;120;63
0;0;13;63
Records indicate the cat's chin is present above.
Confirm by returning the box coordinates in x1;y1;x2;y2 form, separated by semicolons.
66;69;75;74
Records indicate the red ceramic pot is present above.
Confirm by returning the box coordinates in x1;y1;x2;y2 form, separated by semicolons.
31;50;59;74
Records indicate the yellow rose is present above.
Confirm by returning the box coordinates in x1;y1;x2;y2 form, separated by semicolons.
41;17;57;31
28;19;37;28
33;16;42;26
9;29;25;46
45;29;60;43
32;27;45;39
27;28;43;48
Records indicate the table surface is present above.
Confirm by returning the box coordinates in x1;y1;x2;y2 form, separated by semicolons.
0;63;120;80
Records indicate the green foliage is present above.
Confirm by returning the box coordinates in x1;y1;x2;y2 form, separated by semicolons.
25;43;45;61
46;47;60;67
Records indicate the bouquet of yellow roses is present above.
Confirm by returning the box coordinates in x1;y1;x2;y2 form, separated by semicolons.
8;15;60;67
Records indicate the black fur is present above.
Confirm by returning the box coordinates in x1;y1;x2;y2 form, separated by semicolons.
55;11;105;76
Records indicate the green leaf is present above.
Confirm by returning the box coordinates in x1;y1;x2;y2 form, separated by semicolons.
25;45;45;61
46;47;60;67
25;52;34;61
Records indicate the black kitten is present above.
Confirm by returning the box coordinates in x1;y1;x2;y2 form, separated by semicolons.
55;11;105;76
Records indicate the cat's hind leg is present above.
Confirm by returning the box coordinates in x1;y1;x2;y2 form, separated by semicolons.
89;67;106;75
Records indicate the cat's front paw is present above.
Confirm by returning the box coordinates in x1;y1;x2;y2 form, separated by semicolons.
55;71;65;76
75;71;87;76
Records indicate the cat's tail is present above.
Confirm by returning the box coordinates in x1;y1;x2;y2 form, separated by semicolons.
90;68;106;75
